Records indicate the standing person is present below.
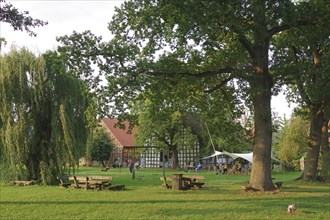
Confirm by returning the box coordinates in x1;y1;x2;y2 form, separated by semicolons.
195;162;202;172
128;159;135;179
140;156;145;169
128;159;134;174
135;160;140;171
223;163;228;174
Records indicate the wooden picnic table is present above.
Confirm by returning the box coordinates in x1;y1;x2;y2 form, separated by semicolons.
87;176;125;190
162;174;205;190
73;176;89;189
182;175;205;189
88;176;113;190
57;175;124;190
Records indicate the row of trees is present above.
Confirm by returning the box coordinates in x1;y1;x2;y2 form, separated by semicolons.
1;1;329;189
55;1;329;190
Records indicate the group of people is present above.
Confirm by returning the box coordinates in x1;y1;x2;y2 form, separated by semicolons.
111;157;146;172
115;156;249;175
186;161;203;172
127;158;145;174
216;162;248;175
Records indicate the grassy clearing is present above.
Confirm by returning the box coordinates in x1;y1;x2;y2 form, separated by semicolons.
0;167;329;220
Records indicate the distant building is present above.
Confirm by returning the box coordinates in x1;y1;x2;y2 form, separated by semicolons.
101;118;200;168
101;118;137;167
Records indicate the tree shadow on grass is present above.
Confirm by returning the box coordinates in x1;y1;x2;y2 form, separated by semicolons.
1;195;327;206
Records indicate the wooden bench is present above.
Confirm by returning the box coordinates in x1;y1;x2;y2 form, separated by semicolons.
182;175;205;189
57;175;73;188
274;181;283;190
160;175;205;190
88;176;113;190
88;176;125;190
71;176;89;189
108;184;125;190
183;175;205;181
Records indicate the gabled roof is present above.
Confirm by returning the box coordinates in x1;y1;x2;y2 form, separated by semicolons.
101;118;138;147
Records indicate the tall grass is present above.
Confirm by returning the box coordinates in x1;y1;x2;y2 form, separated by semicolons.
0;167;329;220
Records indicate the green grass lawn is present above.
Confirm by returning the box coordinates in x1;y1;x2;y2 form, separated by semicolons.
0;167;329;220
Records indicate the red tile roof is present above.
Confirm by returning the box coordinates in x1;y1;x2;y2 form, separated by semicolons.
101;118;138;147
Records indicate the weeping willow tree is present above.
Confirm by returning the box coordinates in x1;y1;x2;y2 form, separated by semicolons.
0;47;91;184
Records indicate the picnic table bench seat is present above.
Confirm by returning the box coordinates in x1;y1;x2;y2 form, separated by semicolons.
182;175;205;181
183;180;205;189
88;176;113;190
88;176;124;190
107;184;125;190
160;175;205;190
182;175;205;189
57;175;125;190
72;176;89;189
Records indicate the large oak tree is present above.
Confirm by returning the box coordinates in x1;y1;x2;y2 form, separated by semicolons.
57;1;324;191
272;2;330;180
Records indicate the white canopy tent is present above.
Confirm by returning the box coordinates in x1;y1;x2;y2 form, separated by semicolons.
202;151;280;164
202;151;253;164
202;123;280;165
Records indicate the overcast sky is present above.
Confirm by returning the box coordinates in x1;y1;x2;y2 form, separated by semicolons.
1;0;124;53
0;0;295;118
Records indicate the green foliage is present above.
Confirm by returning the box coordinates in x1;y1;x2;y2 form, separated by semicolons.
271;0;330;179
0;47;92;184
197;92;251;154
55;0;325;190
133;94;198;168
90;127;114;166
0;0;47;36
132;74;250;164
272;0;330;107
276;116;309;169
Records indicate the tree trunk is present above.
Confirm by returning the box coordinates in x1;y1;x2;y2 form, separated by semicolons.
247;1;276;191
27;154;40;181
171;146;179;169
27;101;52;183
249;79;275;191
303;108;323;180
320;119;329;182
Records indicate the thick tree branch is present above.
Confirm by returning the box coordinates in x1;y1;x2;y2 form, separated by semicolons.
146;67;233;78
269;20;313;37
203;76;232;93
296;80;313;108
238;34;256;59
290;46;313;107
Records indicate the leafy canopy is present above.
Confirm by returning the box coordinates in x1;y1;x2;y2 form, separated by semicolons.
90;127;114;166
0;0;47;36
